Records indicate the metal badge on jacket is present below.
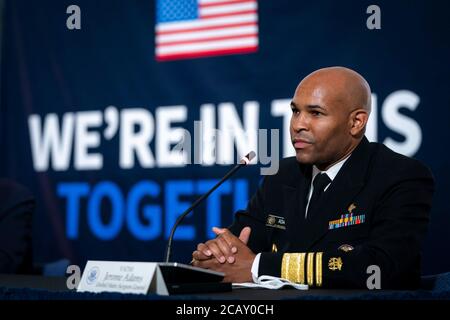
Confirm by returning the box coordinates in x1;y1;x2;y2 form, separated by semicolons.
266;214;286;230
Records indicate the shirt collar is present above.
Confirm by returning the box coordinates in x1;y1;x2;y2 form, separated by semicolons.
312;153;351;182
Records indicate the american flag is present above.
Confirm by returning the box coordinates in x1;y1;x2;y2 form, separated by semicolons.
155;0;259;61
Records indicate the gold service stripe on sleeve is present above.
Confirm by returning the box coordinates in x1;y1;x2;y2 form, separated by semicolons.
282;253;306;284
307;252;315;286
315;252;323;287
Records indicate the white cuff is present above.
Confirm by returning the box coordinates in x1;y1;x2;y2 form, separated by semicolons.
251;253;261;283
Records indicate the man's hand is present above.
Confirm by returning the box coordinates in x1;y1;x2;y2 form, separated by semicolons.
191;227;255;283
193;227;251;264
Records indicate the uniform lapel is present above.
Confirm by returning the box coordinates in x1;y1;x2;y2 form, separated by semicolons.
282;164;312;251
302;137;375;250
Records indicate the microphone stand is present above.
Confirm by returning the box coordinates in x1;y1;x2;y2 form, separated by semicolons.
165;152;255;262
157;152;255;294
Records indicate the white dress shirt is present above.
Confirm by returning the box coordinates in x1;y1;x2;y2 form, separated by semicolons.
250;154;351;281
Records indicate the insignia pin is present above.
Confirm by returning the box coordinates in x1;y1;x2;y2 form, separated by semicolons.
328;257;343;271
348;203;356;214
338;244;354;252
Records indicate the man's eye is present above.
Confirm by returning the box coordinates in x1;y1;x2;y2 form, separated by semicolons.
311;111;322;116
291;108;299;114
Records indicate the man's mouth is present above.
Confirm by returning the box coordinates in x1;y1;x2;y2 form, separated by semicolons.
292;138;313;149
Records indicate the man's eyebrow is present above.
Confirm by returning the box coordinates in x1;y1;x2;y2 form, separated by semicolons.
307;104;327;111
290;102;327;111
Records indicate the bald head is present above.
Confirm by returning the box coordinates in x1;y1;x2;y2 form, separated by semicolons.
290;66;372;170
297;66;372;114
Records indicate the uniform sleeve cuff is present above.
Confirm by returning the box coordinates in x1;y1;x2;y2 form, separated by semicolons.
251;253;261;282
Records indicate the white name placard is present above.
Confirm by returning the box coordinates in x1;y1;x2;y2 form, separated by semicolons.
77;260;168;295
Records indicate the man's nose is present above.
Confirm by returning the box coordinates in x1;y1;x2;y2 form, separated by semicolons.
291;113;308;132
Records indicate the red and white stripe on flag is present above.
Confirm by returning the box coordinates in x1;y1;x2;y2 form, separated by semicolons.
155;0;259;61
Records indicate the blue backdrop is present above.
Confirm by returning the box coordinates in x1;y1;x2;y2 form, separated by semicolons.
1;0;449;275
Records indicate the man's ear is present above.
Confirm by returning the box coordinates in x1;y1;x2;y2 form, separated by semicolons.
350;109;369;138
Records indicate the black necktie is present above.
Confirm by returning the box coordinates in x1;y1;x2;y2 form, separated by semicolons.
307;173;331;218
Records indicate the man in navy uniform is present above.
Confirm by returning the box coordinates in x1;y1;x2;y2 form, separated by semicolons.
191;66;434;289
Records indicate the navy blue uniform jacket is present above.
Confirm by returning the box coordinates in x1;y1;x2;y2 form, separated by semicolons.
229;137;434;289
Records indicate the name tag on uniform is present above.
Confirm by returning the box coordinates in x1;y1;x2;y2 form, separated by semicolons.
266;214;286;230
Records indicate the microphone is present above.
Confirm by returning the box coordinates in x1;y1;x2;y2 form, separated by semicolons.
164;151;256;263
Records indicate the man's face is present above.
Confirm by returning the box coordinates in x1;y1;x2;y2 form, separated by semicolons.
289;80;353;169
